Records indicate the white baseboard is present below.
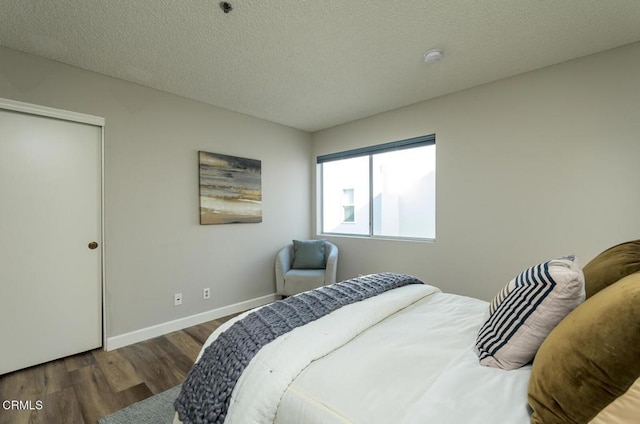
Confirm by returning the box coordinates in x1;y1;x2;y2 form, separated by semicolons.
105;293;278;351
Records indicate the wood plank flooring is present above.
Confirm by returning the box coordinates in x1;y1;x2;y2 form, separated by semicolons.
0;315;237;424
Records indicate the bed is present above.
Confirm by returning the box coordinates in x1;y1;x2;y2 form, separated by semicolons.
174;240;640;424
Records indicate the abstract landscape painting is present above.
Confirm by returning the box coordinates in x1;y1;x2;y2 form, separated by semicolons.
199;151;262;225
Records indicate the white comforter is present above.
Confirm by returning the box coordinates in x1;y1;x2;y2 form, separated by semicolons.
175;284;532;424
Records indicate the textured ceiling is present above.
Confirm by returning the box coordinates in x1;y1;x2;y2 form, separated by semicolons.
1;0;640;132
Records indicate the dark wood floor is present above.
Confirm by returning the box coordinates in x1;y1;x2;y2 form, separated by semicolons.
0;315;237;424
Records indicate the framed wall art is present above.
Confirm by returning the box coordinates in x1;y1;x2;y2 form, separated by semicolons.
198;151;262;225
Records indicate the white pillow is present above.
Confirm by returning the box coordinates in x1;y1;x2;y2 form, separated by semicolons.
476;255;585;370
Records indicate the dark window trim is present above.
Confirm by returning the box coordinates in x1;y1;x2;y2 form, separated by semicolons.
316;134;435;164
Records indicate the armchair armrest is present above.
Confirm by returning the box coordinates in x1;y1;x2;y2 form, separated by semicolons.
324;241;338;285
275;245;293;294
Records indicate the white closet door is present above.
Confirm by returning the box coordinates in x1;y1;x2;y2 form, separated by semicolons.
0;106;102;375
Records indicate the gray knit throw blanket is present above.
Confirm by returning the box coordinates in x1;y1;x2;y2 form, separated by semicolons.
174;272;423;424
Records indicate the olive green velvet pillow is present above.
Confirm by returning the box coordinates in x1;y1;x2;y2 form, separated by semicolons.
528;272;640;424
583;239;640;298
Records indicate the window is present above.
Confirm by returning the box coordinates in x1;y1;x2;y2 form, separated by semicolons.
317;135;435;240
341;188;355;223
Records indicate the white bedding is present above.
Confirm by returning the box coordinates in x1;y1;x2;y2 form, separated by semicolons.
175;283;532;424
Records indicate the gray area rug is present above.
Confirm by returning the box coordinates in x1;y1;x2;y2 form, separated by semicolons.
98;384;181;424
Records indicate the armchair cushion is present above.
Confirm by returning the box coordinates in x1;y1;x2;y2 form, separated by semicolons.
292;239;326;269
284;269;327;294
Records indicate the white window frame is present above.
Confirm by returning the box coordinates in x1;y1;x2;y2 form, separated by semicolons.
317;134;435;242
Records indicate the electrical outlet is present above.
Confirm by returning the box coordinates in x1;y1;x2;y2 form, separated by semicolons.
203;288;211;299
174;293;182;306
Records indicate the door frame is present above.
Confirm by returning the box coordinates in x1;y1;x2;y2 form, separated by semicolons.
0;97;107;350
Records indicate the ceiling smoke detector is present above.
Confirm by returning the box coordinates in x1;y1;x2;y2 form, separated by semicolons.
423;49;443;64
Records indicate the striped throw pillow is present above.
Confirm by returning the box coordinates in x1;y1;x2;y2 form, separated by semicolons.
476;255;585;370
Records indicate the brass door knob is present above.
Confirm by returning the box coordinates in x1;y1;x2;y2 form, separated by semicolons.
88;242;99;250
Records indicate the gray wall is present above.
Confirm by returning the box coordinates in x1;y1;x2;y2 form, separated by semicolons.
3;39;639;338
312;42;640;300
0;47;312;337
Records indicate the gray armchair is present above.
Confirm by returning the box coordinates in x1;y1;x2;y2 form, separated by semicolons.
275;241;338;297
